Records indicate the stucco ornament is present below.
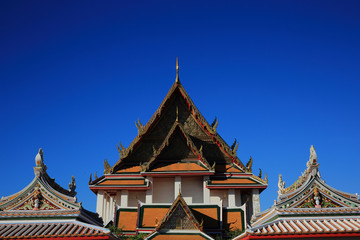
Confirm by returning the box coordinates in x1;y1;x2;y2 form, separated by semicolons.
278;174;285;195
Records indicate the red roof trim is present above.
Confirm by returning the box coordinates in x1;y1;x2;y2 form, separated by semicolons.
241;232;360;239
141;172;214;176
207;185;267;189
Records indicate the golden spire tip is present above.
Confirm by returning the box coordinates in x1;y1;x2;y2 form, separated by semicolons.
175;57;180;83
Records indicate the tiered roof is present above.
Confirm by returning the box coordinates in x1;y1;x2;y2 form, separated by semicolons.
89;62;267;191
234;145;360;239
0;148;118;240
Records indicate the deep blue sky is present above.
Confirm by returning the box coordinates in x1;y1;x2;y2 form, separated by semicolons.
1;1;359;212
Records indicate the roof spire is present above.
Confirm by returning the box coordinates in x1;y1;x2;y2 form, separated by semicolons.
175;57;180;83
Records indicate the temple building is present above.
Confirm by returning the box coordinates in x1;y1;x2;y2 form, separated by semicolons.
89;61;268;239
0;148;118;240
235;146;360;239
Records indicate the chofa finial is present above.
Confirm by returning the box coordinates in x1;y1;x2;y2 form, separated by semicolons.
175;57;180;83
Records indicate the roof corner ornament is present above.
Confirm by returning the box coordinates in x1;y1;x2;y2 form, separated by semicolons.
140;162;146;172
175;57;180;83
68;175;76;193
246;156;253;173
117;141;127;159
307;145;319;176
135;118;144;134
265;172;268;184
210;161;216;171
231;138;239;156
104;159;111;174
152;145;157;156
258;168;262;178
211;117;219;133
34;148;47;176
308;145;317;167
199;145;204;158
89;173;92;185
278;174;286;195
35;148;44;167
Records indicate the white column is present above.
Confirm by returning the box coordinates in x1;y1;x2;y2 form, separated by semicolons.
121;190;128;207
175;176;181;198
146;177;153;204
252;188;261;216
109;195;114;222
203;176;210;203
96;190;104;215
104;195;109;223
228;189;236;207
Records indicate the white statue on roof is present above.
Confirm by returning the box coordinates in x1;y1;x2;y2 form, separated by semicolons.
278;174;285;195
307;145;317;168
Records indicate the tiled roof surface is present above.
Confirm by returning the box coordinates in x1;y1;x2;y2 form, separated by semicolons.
210;178;256;185
0;209;80;218
151;162;208;172
150;233;209;240
0;221;112;239
115;166;142;173
117;210;138;231
141;207;169;228
98;179;145;186
249;218;360;236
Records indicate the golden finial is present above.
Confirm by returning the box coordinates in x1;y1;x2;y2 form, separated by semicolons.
175;57;180;83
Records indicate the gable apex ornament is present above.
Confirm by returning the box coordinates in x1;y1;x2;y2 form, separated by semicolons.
34;148;47;176
175;57;180;83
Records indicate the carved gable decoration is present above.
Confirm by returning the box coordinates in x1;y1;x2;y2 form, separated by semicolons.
157;194;202;231
160;204;197;230
145;123;211;172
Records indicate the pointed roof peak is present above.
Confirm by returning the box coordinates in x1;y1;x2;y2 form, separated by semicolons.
175;57;180;84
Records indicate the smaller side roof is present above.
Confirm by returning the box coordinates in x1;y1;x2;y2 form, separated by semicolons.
236;146;360;240
0;221;118;240
0;148;105;228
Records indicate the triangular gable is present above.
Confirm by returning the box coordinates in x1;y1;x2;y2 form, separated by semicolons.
145;122;211;172
111;80;246;173
156;194;202;231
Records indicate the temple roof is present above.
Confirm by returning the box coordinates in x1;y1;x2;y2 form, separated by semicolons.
111;79;245;172
0;149;104;227
90;62;267;188
0;221;117;240
235;146;360;239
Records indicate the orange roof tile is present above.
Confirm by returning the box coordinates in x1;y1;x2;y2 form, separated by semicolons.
98;179;145;186
151;234;209;240
141;208;169;228
117;211;138;231
225;211;243;231
211;178;255;184
191;207;220;229
115;165;142;173
152;162;208;172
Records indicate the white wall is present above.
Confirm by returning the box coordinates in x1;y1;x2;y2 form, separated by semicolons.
182;177;203;204
128;191;146;207
210;189;228;207
153;177;175;203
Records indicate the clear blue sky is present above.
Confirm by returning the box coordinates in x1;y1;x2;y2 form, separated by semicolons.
1;0;359;212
